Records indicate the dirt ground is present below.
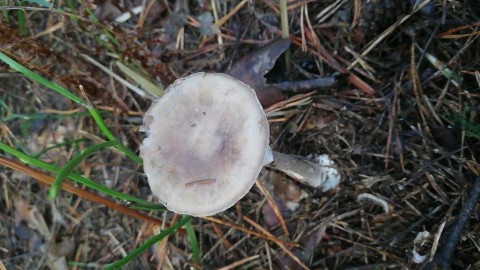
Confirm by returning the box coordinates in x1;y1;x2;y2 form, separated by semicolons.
0;1;479;269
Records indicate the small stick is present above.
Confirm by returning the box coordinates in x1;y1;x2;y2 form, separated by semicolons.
185;179;216;187
421;177;480;270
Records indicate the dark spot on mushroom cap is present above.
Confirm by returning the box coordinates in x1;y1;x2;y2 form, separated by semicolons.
139;115;154;135
214;126;244;165
144;115;154;126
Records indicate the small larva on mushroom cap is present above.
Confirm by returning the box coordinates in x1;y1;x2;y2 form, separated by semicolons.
140;72;269;217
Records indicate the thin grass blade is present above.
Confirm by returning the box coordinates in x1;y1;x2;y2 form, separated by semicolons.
185;218;201;263
104;215;191;270
0;141;158;208
48;140;119;200
116;61;164;98
0;52;142;164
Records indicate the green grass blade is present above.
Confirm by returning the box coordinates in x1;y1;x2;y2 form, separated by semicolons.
185;218;201;263
88;108;143;164
81;54;154;100
1;0;9;23
0;52;142;164
127;204;166;211
0;98;88;122
0;51;88;107
48;140;119;200
33;138;89;158
84;8;120;50
116;61;164;98
22;0;53;8
66;0;75;12
0;141;158;208
17;9;28;36
104;215;191;270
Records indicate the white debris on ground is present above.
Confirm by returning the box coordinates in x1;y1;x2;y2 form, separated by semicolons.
310;154;341;191
412;231;432;264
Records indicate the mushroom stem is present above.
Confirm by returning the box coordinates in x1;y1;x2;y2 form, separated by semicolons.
266;151;340;191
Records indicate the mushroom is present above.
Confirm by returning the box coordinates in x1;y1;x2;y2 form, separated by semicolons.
140;72;341;217
266;151;341;192
140;72;269;217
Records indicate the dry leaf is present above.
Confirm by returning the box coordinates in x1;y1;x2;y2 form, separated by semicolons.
227;39;337;107
227;39;290;107
261;198;291;228
275;226;327;270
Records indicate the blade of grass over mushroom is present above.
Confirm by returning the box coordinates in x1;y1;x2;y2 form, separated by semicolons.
0;142;158;208
104;215;191;270
0;51;142;164
48;140;119;200
185;219;201;263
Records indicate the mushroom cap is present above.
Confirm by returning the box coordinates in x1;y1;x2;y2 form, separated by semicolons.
140;72;269;216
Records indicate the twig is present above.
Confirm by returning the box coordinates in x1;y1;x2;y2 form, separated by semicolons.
0;156;169;229
255;179;289;238
243;216;310;270
217;255;260;270
421;177;480;270
271;76;337;93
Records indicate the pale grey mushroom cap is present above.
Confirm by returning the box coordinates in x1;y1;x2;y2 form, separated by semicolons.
140;72;269;217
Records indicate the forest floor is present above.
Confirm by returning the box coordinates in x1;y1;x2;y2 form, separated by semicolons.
0;1;479;269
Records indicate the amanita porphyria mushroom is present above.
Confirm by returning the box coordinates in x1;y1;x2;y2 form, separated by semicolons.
267;151;341;192
140;72;269;217
141;72;341;216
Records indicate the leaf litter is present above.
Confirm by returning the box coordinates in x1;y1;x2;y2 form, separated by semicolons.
0;0;480;269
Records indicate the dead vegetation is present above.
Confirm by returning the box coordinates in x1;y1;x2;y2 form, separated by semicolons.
0;0;479;269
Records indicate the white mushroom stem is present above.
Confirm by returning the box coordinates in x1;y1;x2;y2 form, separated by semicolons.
265;151;341;191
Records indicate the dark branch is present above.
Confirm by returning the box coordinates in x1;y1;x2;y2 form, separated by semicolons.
421;177;480;270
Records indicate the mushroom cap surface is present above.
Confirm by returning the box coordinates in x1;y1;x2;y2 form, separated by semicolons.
140;72;269;216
